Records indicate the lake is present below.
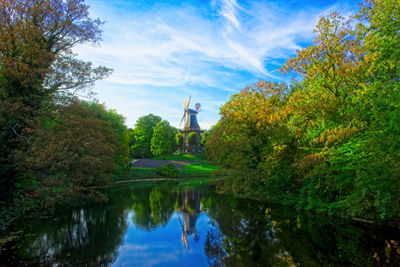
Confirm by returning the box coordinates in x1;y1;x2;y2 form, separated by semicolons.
1;182;399;266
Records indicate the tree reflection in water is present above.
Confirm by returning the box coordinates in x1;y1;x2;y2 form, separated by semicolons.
131;184;203;251
131;186;175;230
203;195;289;267
2;186;132;266
1;183;399;266
202;192;400;267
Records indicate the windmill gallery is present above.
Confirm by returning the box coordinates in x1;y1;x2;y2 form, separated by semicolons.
179;96;204;153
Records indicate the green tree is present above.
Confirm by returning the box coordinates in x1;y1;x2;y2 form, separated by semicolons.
278;12;369;214
151;120;177;160
188;132;198;153
280;0;400;219
127;128;136;158
132;114;161;158
175;132;184;152
200;130;207;146
343;0;400;219
205;0;400;221
86;103;130;167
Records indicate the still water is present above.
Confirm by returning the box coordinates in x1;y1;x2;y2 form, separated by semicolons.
1;182;400;266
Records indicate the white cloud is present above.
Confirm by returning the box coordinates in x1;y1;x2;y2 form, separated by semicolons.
78;0;330;85
216;0;242;29
76;0;358;129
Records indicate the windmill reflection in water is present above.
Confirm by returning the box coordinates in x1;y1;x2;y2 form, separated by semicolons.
177;188;201;251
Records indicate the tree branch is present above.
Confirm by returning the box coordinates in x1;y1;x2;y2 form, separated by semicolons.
12;123;29;141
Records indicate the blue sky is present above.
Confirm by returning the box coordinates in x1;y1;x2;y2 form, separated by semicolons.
74;0;360;129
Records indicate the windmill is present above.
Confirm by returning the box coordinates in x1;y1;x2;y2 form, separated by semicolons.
179;96;201;131
179;96;204;153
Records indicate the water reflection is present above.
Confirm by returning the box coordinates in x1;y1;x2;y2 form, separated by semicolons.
177;188;201;250
1;183;399;266
131;186;175;230
1;187;130;266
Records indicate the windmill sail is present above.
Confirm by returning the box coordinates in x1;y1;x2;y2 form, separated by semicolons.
179;113;186;126
186;96;191;110
179;97;188;126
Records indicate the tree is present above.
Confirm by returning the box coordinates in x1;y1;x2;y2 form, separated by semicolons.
205;81;295;199
205;0;400;220
281;12;366;149
188;132;198;153
280;0;400;219
13;100;125;207
127;128;136;158
0;0;111;202
0;0;111;109
175;132;184;152
132;114;162;158
86;102;130;167
200;130;208;146
206;81;291;170
150;120;177;160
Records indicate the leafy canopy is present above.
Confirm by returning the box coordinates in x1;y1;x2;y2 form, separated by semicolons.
132;114;162;158
205;0;400;221
150;120;177;159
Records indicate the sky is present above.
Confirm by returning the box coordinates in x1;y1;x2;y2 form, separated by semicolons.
74;0;360;129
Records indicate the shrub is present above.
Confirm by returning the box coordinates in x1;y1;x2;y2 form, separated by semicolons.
155;164;180;178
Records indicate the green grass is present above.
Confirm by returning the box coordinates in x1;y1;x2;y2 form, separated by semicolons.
148;153;218;176
116;160;219;181
152;153;206;161
180;162;219;176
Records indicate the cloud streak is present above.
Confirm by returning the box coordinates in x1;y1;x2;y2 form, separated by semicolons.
216;0;242;30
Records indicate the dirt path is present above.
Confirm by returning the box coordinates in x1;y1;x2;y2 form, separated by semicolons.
132;159;198;169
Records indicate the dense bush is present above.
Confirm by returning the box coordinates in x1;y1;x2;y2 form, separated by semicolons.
12;99;130;207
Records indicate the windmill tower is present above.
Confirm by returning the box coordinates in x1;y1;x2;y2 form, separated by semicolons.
179;96;204;153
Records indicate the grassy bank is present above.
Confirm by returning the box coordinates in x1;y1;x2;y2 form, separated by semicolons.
152;153;205;161
117;157;219;181
180;162;219;176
